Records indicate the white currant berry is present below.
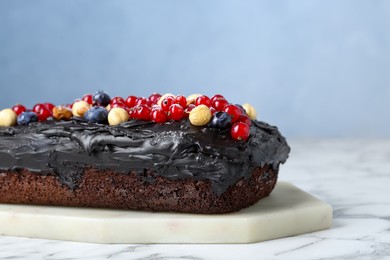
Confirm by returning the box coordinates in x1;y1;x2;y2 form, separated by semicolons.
72;100;91;117
189;104;212;126
0;108;17;127
108;107;129;125
242;103;257;120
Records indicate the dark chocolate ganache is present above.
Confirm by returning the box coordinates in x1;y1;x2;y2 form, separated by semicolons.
0;119;290;195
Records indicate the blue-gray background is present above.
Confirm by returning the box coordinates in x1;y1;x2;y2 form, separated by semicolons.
1;0;389;137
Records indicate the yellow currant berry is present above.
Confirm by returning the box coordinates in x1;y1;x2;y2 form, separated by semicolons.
0;108;17;127
72;100;91;117
242;103;257;120
108;107;129;125
189;104;212;126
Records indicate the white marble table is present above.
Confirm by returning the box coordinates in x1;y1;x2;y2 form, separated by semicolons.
1;139;389;260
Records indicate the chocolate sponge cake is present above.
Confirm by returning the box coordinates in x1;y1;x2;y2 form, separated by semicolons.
0;92;290;214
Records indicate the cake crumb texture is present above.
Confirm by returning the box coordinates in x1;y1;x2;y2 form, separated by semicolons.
0;165;277;214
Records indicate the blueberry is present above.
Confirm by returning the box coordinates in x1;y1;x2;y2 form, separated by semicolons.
83;106;108;124
93;91;111;107
209;111;232;129
17;111;38;125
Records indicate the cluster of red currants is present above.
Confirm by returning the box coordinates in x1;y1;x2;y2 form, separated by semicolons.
81;93;251;141
11;92;252;141
12;103;55;122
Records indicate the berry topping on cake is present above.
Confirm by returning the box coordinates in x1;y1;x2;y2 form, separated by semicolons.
44;103;55;112
84;106;109;124
186;94;201;106
195;95;211;107
0;108;17;127
17;111;38;126
238;115;252;126
184;104;195;118
174;95;187;108
93;91;111;107
210;94;225;103
235;104;247;116
12;104;26;116
110;96;126;106
1;91;259;142
151;107;168;123
32;103;46;114
32;103;53;121
242;103;257;120
231;122;250;141
133;104;151;121
157;93;175;106
209;111;232;129
161;96;175;112
148;93;162;105
108;107;129;126
136;97;150;106
224;104;243;123
169;104;184;121
72;100;91;117
82;94;93;105
189;104;212;126
211;97;228;111
125;95;138;108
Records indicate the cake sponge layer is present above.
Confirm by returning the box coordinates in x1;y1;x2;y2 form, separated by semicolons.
0;165;277;214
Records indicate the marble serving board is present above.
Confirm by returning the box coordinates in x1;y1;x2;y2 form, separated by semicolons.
0;182;332;244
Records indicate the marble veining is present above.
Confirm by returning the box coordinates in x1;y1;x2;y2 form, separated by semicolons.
0;139;389;260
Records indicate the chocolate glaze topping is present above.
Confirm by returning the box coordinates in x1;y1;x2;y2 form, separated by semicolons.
0;119;290;195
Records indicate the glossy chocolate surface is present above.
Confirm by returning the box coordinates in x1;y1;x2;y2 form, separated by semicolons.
0;119;290;195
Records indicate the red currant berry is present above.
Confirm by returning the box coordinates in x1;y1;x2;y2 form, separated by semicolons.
126;96;138;108
151;104;161;110
148;93;162;105
151;107;168;123
224;104;242;123
184;104;195;118
235;104;247;115
32;103;46;114
110;96;125;106
136;97;150;106
135;105;151;121
230;122;250;141
128;107;135;118
174;95;187;108
238;115;251;126
210;107;216;115
211;94;225;104
44;103;55;112
12;104;26;115
212;98;228;111
195;95;211;107
82;94;93;105
111;103;128;111
169;104;184;121
161;96;175;112
37;107;52;121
